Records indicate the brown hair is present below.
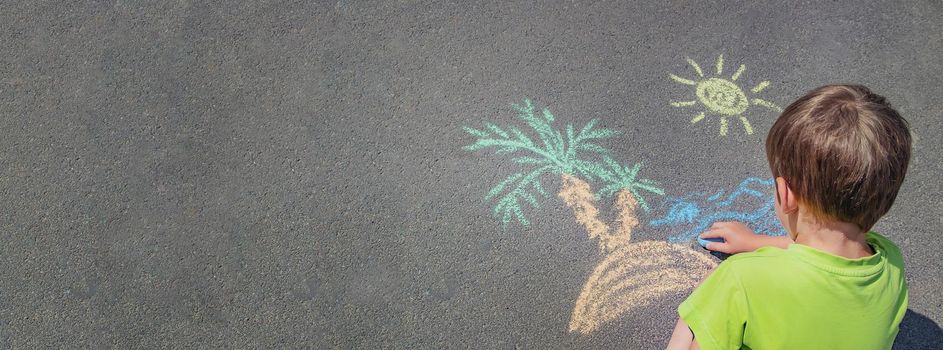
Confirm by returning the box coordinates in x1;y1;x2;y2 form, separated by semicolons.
766;84;912;231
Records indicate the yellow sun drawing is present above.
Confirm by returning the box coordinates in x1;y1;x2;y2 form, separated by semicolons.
669;55;781;136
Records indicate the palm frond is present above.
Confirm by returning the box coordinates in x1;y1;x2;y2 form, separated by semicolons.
625;162;642;181
596;159;665;212
532;180;549;198
596;183;622;200
569;119;617;161
628;188;652;212
488;165;553;227
575;118;619;142
576;119;599;141
462;97;628;227
494;146;519;156
508;127;534;146
576;142;607;155
463;126;490;138
486;173;524;201
519;191;539;209
517;103;565;158
485;123;509;138
582;128;619;140
602;157;623;176
634;182;665;195
513;156;551;165
572;159;614;183
541;107;554;123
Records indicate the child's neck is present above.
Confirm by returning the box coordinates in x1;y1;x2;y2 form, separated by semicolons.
794;216;874;259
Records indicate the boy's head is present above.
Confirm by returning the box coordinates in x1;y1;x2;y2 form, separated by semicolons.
765;84;912;233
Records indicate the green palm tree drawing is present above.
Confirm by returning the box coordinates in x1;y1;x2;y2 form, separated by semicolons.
463;98;665;232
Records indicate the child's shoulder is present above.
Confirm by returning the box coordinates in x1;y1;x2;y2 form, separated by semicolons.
718;245;796;274
725;244;791;263
733;244;790;258
866;231;903;255
866;231;906;267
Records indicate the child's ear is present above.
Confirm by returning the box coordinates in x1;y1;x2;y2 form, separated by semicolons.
776;177;799;214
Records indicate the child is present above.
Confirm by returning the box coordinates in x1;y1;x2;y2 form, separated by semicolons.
666;84;912;349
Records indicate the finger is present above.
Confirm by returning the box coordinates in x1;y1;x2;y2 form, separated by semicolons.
705;242;732;254
700;229;728;239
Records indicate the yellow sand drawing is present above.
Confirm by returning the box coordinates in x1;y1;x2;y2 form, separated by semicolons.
569;241;716;334
670;54;782;136
558;174;717;334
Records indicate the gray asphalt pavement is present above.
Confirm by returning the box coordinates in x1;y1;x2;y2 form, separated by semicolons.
1;1;940;348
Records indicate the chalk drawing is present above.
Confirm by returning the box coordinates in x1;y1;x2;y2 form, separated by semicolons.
463;98;664;229
596;158;665;212
559;176;717;334
650;177;787;244
670;54;782;136
462;98;729;335
569;240;715;334
559;174;644;253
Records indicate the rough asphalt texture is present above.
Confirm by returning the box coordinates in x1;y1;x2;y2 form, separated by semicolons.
1;1;941;348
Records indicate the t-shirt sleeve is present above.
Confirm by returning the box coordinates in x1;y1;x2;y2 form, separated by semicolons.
677;261;748;350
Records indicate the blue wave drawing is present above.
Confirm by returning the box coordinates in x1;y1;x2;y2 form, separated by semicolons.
650;177;786;244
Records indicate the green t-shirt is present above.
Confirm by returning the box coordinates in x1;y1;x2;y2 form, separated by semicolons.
678;231;908;350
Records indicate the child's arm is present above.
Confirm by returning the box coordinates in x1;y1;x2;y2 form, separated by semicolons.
699;221;794;254
666;318;701;350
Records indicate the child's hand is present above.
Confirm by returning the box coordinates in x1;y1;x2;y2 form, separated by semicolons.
699;221;763;254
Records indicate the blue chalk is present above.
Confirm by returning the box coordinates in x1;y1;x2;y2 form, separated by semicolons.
698;236;724;249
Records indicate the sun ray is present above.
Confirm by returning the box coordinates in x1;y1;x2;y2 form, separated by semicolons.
686;58;704;77
671;100;698;107
731;64;746;81
719;117;729;136
690;112;706;124
752;98;782;112
715;54;724;75
739;116;754;135
669;74;697;85
751;81;770;93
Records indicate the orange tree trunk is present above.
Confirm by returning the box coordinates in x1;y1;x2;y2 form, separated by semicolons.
557;173;638;253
